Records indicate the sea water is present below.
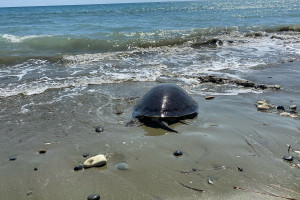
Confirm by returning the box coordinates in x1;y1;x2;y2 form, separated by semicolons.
0;0;300;97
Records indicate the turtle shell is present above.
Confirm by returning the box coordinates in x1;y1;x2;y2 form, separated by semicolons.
133;84;198;118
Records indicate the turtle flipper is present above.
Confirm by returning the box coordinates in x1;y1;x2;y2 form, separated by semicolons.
157;120;178;133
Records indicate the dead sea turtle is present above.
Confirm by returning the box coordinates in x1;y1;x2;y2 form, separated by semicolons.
127;83;198;132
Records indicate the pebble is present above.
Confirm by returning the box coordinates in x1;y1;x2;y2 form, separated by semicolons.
237;167;243;172
83;153;89;158
207;178;214;185
280;112;291;117
116;162;128;170
290;114;298;118
87;194;100;200
283;155;293;162
95;126;104;133
9;157;16;161
290;105;297;110
34;168;38;171
276;106;285;110
83;154;107;168
205;96;215;100
173;150;183;157
257;104;270;110
74;164;84;171
27;191;33;196
39;149;47;154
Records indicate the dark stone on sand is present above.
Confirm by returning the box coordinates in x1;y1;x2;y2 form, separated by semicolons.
173;150;183;157
192;168;197;172
277;106;285;110
27;191;33;196
283;155;293;162
74;164;83;171
39;149;46;154
87;194;100;200
9;157;16;161
34;168;38;171
83;153;89;158
95;126;104;133
205;96;215;100
237;167;243;172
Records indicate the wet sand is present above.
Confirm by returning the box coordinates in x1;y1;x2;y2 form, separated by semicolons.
0;62;300;200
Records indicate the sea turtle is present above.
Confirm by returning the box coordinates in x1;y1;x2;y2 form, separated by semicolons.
127;83;198;132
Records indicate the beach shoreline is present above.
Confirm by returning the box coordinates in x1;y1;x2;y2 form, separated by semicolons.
0;61;300;199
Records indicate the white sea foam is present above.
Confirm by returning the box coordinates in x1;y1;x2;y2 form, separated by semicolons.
1;34;52;43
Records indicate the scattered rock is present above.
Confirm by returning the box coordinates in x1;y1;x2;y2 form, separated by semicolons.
277;106;285;110
39;149;47;154
237;167;243;172
290;105;297;110
95;126;104;133
87;193;100;200
283;155;293;162
257;104;270;110
74;164;84;171
83;153;89;158
198;75;280;91
256;100;274;110
27;191;33;196
116;162;128;170
83;154;107;168
34;168;38;171
280;112;291;117
205;96;215;100
9;157;16;161
207;178;214;185
173;150;183;157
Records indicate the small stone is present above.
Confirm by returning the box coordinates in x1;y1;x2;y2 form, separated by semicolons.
116;162;128;170
280;112;291;117
205;96;215;100
274;85;281;89
207;178;214;185
277;106;285;110
39;149;46;154
87;193;100;200
237;167;243;172
294;150;300;155
95;126;104;133
9;157;16;161
83;153;89;158
257;100;266;105
34;168;38;171
290;114;298;118
74;164;83;171
257;104;270;110
83;154;107;168
290;105;297;110
27;191;33;196
192;168;197;172
283;155;293;162
173;150;183;157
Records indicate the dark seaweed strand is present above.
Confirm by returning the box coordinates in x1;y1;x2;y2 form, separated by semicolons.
234;186;300;200
179;183;204;193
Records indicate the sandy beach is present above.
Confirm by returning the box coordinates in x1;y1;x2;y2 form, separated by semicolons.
0;61;299;200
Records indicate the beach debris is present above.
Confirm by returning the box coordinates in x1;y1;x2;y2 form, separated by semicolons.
233;186;300;200
83;154;107;168
128;83;198;133
178;183;204;192
205;95;215;100
198;75;280;90
116;162;128;170
173;150;183;157
9;157;16;161
83;153;89;158
207;178;214;185
181;166;228;174
87;193;100;200
74;164;84;171
95;125;104;133
39;149;47;154
283;155;294;162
